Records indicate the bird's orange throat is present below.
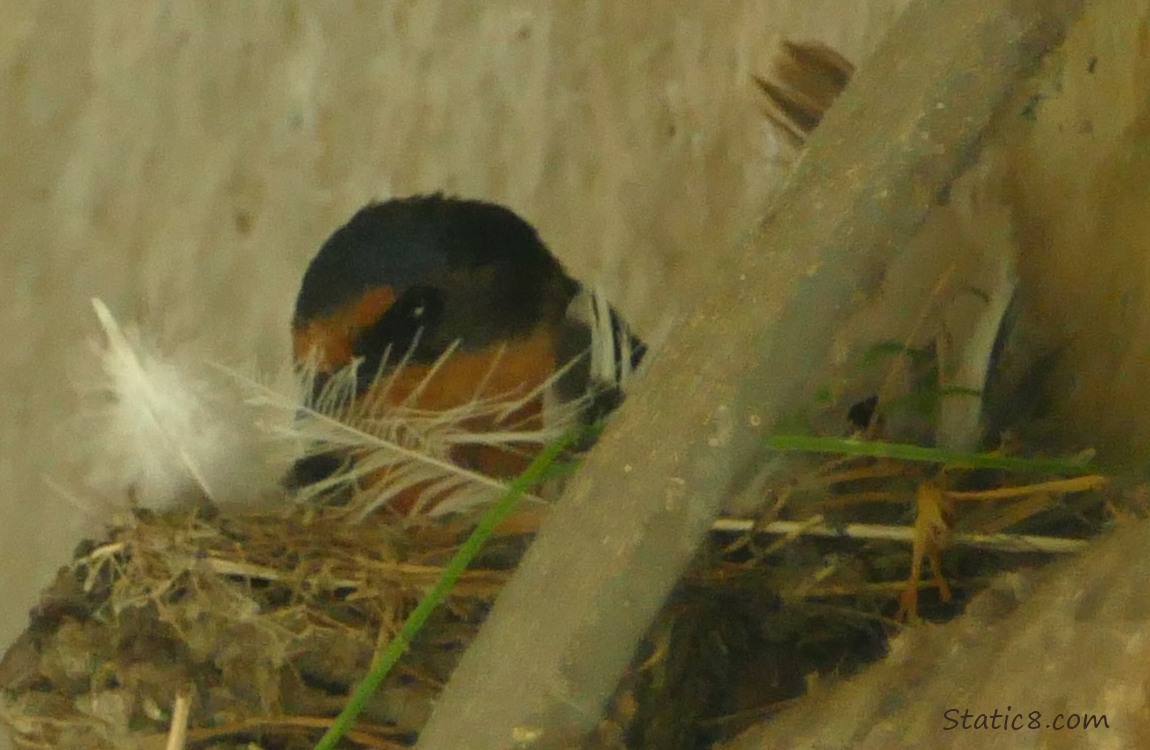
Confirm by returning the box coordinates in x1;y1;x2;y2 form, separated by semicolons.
292;286;397;372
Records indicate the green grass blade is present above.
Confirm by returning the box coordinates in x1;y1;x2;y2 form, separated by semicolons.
766;434;1099;475
313;428;583;750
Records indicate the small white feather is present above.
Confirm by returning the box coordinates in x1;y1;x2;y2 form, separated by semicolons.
83;298;286;512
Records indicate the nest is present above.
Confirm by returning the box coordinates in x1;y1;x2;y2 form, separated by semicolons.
0;502;516;750
0;426;1118;750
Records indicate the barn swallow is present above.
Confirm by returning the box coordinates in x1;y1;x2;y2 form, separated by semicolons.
289;194;642;494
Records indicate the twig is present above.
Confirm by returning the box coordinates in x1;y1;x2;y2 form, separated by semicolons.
140;715;406;749
710;517;1090;554
162;690;191;750
202;556;509;590
945;475;1106;499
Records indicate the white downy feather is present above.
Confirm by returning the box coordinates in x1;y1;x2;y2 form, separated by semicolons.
83;298;287;513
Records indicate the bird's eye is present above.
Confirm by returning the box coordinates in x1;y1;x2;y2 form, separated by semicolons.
402;286;442;324
351;285;445;382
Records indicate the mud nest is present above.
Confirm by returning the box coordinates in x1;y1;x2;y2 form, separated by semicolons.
0;444;1119;750
0;503;506;749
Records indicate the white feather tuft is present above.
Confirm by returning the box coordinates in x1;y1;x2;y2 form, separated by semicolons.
81;298;288;513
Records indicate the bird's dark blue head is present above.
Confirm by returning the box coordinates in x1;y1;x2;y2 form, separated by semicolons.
292;195;579;373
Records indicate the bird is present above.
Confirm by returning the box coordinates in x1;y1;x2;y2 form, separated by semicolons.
288;194;642;510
